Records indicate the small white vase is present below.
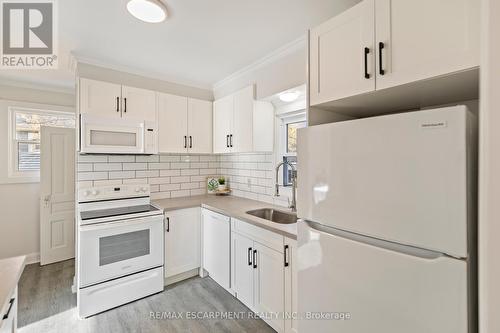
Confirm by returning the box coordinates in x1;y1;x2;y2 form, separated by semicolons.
218;184;227;191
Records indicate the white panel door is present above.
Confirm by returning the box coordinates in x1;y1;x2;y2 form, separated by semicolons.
284;239;298;333
297;106;471;258
309;0;375;105
121;85;157;122
297;221;468;333
188;98;213;154
40;126;75;265
231;232;255;309
79;78;122;118
165;208;201;278
158;93;188;153
213;95;233;153
254;242;285;333
232;85;254;153
375;0;480;90
202;210;230;291
253;100;274;152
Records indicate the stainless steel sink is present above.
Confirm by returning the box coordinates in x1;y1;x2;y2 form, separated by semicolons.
246;208;297;224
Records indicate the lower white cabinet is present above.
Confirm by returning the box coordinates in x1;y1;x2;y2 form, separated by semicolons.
201;209;231;292
284;238;298;333
164;208;201;278
0;287;17;333
231;218;296;333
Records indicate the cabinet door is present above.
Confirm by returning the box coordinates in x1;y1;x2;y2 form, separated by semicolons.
121;85;157;122
231;232;255;309
202;210;231;291
188;98;213;154
157;93;188;153
213;95;233;154
284;239;298;333
253;100;274;152
164;208;201;278
375;0;479;90
254;243;285;333
309;0;375;105
232;85;254;153
80;78;122;118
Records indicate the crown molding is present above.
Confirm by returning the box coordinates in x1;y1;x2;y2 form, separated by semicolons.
71;53;213;91
212;35;307;91
0;77;75;94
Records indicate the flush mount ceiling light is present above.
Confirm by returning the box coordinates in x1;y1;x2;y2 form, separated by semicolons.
279;91;300;103
127;0;168;23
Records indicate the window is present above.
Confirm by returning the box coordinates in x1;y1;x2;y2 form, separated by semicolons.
278;114;306;187
9;107;75;180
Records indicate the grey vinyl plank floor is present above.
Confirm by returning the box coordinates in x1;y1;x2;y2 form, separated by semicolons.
17;260;275;333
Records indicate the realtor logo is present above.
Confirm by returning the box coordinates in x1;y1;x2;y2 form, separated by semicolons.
1;0;57;69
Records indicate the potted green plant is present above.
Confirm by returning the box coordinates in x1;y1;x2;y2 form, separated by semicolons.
218;177;227;191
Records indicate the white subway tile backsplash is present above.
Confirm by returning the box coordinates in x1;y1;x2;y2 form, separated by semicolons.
109;171;135;179
77;152;281;203
108;155;135;163
93;163;122;171
123;163;148;171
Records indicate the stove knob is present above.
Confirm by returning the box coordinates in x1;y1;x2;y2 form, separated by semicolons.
83;190;90;197
141;187;148;192
91;190;98;196
135;187;141;193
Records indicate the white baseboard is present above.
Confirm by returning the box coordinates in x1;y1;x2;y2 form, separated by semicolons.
25;252;40;264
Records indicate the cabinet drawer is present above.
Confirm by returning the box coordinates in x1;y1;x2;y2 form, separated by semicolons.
231;218;284;253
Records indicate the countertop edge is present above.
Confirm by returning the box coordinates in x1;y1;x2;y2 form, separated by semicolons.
0;255;26;327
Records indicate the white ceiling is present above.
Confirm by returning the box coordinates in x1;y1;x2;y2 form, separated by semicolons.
0;0;360;92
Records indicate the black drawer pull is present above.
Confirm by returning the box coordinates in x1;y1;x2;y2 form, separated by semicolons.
184;136;187;149
166;217;170;232
253;249;257;269
248;247;253;266
116;97;120;112
226;135;229;148
379;42;385;75
229;134;233;148
284;245;289;267
364;47;370;79
123;97;127;113
3;298;14;320
189;136;193;148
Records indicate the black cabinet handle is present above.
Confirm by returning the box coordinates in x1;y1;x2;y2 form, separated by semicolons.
379;42;385;75
3;298;14;320
124;97;127;113
284;245;289;267
248;247;253;266
116;97;120;112
364;47;370;79
184;136;187;149
226;135;229;148
166;217;170;232
253;249;257;269
189;136;193;148
230;134;233;147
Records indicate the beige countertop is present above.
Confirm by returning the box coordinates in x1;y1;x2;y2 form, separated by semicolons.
0;256;26;326
153;195;297;240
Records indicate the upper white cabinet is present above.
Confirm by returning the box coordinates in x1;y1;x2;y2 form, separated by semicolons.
158;93;213;154
164;208;201;279
309;0;480;106
80;79;122;119
187;98;213;154
375;0;479;90
309;0;375;105
80;78;157;122
121;86;156;122
213;85;274;154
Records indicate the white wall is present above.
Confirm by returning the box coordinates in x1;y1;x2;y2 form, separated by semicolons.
0;86;74;262
479;0;500;332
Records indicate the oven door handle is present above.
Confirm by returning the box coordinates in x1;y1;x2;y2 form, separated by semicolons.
79;216;162;231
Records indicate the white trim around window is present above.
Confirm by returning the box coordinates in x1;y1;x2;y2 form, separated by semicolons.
7;106;75;183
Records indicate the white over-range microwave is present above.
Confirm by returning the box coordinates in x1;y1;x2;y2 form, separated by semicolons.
80;114;158;154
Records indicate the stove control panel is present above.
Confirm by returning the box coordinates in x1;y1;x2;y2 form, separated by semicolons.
78;184;151;202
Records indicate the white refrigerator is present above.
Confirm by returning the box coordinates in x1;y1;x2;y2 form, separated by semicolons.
296;106;476;333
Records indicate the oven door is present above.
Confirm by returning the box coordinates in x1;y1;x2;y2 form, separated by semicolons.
78;215;163;287
80;114;145;154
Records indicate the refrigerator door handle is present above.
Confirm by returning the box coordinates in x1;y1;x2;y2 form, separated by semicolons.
302;220;452;260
